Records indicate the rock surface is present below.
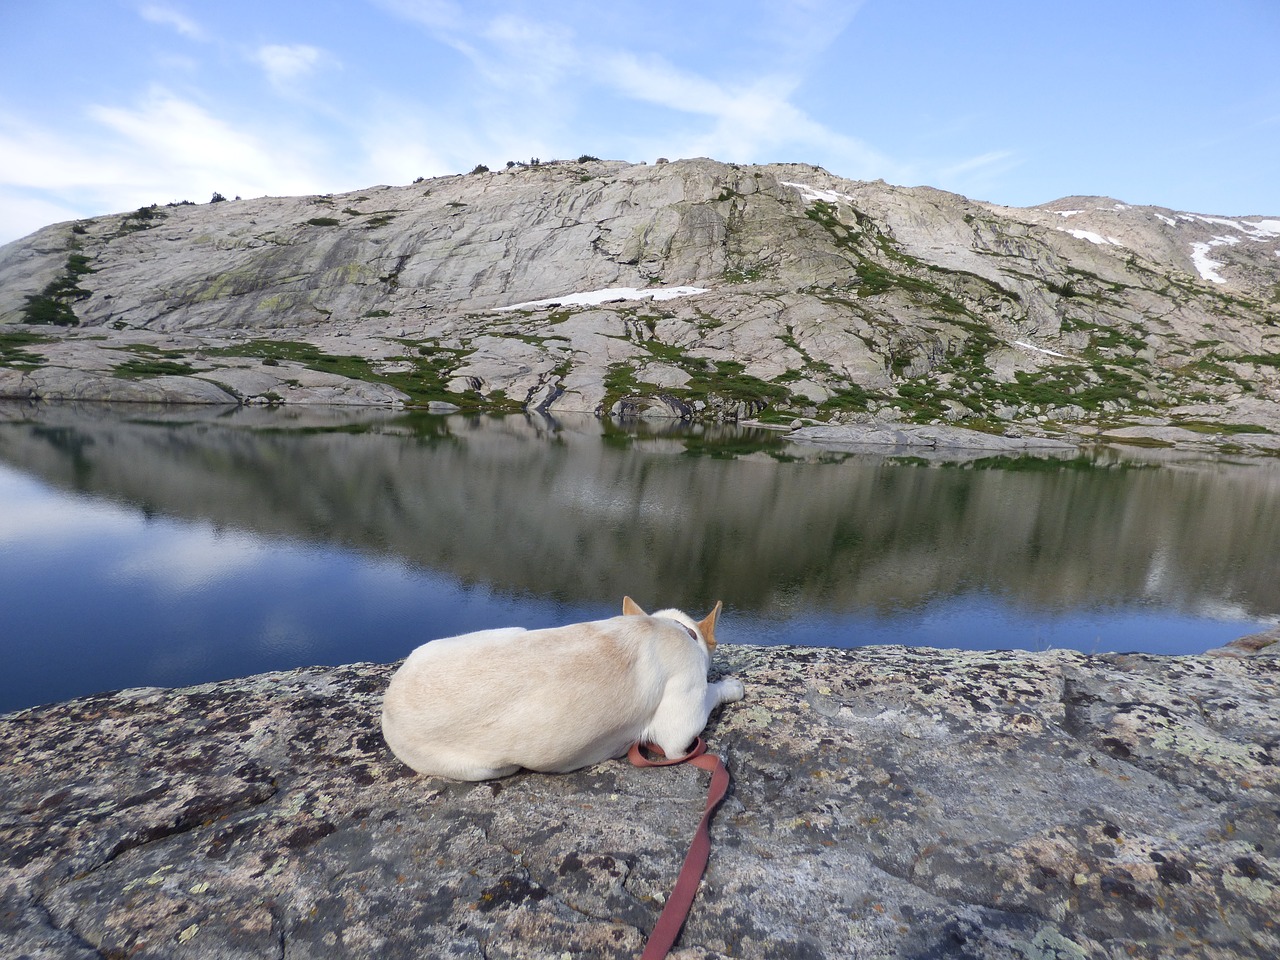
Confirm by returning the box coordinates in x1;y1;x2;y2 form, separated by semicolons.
3;641;1278;959
2;158;1279;450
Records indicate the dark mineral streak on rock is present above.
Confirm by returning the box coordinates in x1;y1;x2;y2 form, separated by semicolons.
2;643;1278;959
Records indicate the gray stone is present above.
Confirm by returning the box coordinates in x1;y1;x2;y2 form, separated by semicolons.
2;642;1278;959
2;159;1279;446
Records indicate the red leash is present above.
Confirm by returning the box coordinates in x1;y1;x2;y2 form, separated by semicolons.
628;737;730;960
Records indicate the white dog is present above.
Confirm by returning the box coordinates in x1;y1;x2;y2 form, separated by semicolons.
380;597;745;780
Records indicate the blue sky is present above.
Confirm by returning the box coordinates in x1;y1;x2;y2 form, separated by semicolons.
2;0;1278;245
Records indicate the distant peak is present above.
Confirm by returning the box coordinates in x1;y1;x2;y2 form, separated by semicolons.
1036;196;1132;213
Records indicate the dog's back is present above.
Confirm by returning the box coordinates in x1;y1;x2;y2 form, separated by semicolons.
381;612;709;780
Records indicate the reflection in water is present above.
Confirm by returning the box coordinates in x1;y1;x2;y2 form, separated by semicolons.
1;402;1277;711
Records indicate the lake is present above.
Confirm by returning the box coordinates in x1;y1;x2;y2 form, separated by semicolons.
2;402;1277;714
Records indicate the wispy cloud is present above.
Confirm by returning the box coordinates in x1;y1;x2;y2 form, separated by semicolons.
0;86;329;237
598;51;896;177
252;43;332;87
1;0;1019;245
940;150;1019;180
372;0;464;32
371;1;897;178
138;3;206;41
930;150;1024;202
87;87;304;193
478;15;576;93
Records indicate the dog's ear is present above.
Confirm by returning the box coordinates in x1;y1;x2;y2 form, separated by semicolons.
622;596;647;617
698;601;723;650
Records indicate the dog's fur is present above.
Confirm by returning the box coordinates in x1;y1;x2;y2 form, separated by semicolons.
380;597;745;780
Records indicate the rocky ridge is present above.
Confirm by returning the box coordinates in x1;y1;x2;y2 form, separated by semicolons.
1;158;1279;452
2;636;1278;959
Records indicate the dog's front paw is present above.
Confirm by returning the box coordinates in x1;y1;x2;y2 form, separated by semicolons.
719;677;745;703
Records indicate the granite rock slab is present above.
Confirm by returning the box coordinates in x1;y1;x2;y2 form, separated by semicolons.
2;642;1278;959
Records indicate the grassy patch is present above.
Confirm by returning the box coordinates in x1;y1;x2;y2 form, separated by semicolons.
208;338;491;408
0;330;50;369
724;264;766;284
1174;420;1273;435
601;341;796;418
685;360;793;408
113;357;196;379
817;383;878;415
1061;316;1148;357
603;362;641;402
1235;353;1280;368
115;343;190;359
994;365;1142;411
306;217;342;227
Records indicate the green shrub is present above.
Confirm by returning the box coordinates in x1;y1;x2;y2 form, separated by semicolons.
306;217;341;227
21;252;95;326
22;294;79;326
1236;353;1280;368
116;205;167;234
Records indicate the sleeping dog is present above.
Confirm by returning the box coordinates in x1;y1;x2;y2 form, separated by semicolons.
381;597;744;780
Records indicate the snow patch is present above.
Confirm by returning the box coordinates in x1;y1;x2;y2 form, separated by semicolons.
1056;210;1082;218
1192;216;1280;240
1154;213;1177;227
781;181;854;205
1014;340;1070;359
495;286;708;312
1191;243;1228;284
1063;229;1124;247
1181;216;1280;284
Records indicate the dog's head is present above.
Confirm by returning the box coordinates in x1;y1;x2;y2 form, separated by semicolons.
623;596;723;650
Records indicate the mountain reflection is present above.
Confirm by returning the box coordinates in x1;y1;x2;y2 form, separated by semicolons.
2;402;1278;624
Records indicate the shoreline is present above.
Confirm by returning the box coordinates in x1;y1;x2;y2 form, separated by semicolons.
4;392;1280;460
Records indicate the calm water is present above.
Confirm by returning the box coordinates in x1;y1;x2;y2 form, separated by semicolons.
2;403;1277;714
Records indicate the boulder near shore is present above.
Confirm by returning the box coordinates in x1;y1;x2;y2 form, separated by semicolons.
3;638;1279;959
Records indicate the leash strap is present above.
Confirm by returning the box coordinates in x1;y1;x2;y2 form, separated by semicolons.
628;737;730;960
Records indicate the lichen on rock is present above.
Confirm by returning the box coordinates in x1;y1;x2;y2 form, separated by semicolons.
1;642;1278;958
